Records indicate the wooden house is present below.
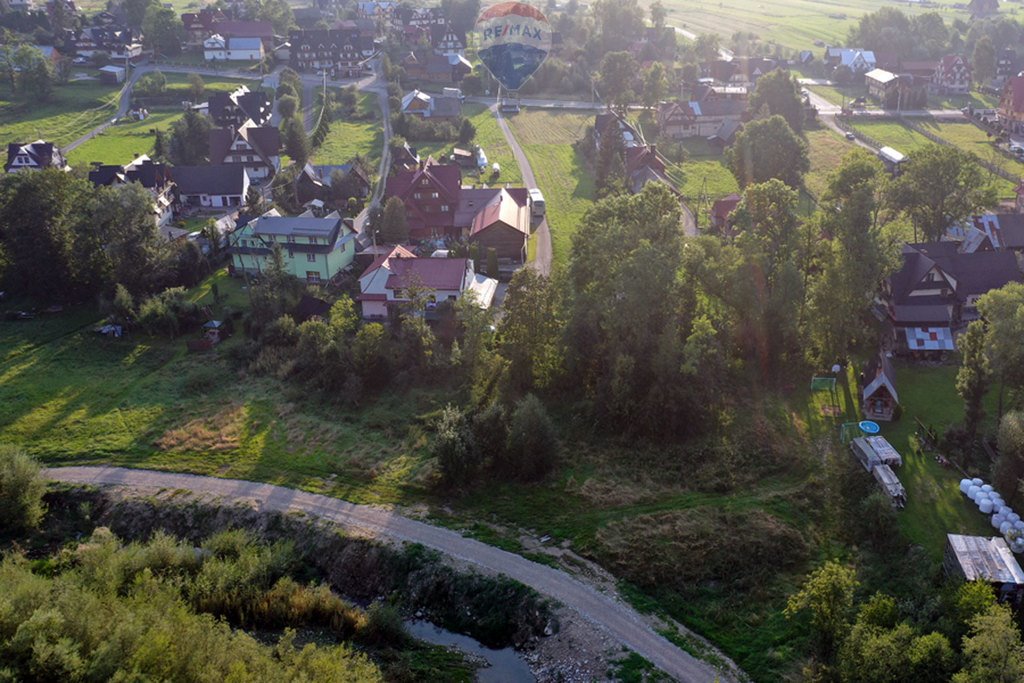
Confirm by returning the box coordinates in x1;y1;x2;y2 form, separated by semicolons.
862;353;898;421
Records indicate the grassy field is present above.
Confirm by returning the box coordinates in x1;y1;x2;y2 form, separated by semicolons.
658;0;987;53
504;109;594;270
316;92;383;166
850;118;1019;197
67;111;182;166
808;83;869;109
804;127;856;200
0;80;122;148
666;137;740;229
916;119;1024;183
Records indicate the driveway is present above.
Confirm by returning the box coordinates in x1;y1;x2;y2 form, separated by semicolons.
44;466;735;683
491;101;552;276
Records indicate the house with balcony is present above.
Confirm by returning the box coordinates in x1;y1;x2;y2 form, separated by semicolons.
357;245;497;318
208;119;280;180
998;74;1024;135
173;164;249;209
931;54;971;95
4;140;68;173
87;154;175;230
229;212;356;283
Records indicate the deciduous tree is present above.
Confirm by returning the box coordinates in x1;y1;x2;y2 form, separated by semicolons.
747;68;804;133
726;115;809;188
378;197;409;244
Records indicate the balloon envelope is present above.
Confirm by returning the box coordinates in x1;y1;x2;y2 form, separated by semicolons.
476;2;552;92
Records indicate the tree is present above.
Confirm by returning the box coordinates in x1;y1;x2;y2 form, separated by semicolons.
785;560;859;658
726;115;809;188
953;604;1024;683
168;109;211;165
889;146;997;242
143;4;184;56
153;129;169;161
595;117;626;198
0;169;91;302
503;394;559;481
972;35;996;84
597;51;639;112
277;94;297;120
694;33;721;62
111;284;136;326
995;412;1024;508
458;118;476;145
499;268;562;392
976;282;1024;415
84;183;169;296
957;320;991;441
124;0;156;28
641;61;668;109
747;68;804;133
649;0;667;28
328;295;359;337
281;116;310;167
245;185;265;216
136;70;167;96
378;197;409;244
188;72;205;102
256;0;295;35
19;53;54;102
0;445;46;533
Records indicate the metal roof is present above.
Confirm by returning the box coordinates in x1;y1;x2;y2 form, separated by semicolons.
903;326;955;351
947;534;1024;585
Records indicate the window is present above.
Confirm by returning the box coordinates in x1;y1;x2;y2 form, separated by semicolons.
440;204;449;212
287;235;295;243
307;253;316;262
430;192;439;199
306;271;321;283
309;237;318;245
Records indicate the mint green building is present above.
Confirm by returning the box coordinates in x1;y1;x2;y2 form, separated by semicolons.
228;213;357;283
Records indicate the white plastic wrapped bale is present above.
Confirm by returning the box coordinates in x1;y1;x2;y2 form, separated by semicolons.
982;484;994;493
1000;506;1014;517
1012;514;1023;525
972;478;983;486
960;478;972;494
968;485;981;501
993;514;1006;529
1002;521;1013;535
981;498;995;514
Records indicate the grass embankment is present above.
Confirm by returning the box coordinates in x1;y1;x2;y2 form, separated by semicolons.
505;109;594;270
67;111;181;166
0;81;121;147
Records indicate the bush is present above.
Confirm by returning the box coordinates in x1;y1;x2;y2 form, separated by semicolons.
434;405;479;487
137;287;200;338
358;602;410;647
504;394;559;481
0;445;47;533
472;403;508;470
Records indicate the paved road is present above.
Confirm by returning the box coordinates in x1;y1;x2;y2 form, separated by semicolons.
489;100;552;276
44;466;730;683
64;68;145;153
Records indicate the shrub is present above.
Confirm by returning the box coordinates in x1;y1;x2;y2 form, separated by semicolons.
358;602;410;647
0;445;47;533
504;394;559;481
472;403;508;470
433;405;479;487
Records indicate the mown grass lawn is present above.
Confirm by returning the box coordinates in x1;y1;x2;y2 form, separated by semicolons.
915;119;1024;193
808;83;870;108
876;362;998;559
67;111;182;166
0;80;121;148
504;109;594;271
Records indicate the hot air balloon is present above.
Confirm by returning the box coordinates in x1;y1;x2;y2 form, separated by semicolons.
475;2;552;93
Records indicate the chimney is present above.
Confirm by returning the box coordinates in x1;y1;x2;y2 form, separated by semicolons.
649;143;657;156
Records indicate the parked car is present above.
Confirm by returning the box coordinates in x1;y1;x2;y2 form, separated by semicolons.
845;131;856;140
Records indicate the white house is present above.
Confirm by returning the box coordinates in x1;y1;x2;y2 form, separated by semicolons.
825;47;877;74
356;245;496;318
204;34;265;61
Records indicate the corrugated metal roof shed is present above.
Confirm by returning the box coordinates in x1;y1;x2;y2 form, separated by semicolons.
947;534;1024;585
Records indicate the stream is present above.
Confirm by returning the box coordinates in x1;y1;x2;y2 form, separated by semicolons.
405;620;536;683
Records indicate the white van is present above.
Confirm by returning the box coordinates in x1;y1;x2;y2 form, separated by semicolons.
529;188;545;218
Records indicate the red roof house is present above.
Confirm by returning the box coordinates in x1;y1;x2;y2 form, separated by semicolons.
383;161;462;239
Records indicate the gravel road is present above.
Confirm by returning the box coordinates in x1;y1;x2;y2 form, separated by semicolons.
44;466;728;682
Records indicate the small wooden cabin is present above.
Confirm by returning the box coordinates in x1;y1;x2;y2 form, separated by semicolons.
944;534;1024;605
863;352;898;421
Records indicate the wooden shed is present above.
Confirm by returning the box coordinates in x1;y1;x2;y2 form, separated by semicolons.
944;534;1024;604
862;352;898;421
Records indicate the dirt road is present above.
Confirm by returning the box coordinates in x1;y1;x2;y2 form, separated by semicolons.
44;466;730;682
